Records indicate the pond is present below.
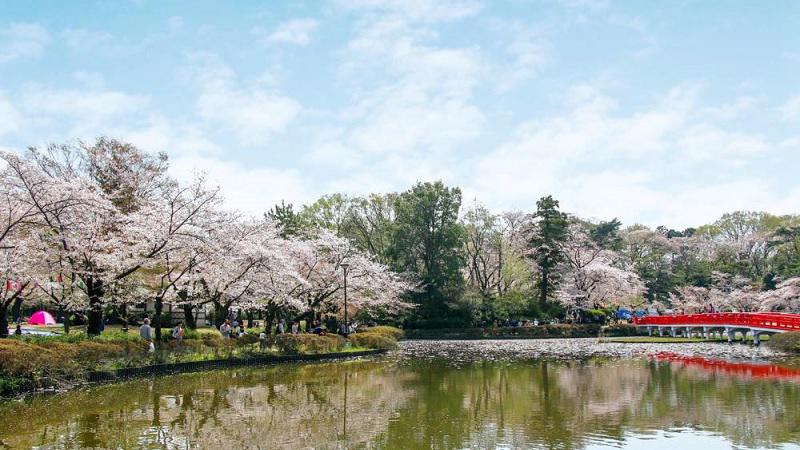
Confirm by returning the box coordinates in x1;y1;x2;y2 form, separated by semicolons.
1;339;799;449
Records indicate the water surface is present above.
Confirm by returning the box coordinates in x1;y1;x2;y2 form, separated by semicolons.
1;339;799;449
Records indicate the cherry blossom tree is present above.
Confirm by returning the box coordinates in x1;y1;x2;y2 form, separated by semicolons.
191;216;304;327
287;230;414;323
557;225;645;313
759;277;800;312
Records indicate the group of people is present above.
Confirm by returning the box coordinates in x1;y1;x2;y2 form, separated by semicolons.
138;318;185;352
218;319;247;339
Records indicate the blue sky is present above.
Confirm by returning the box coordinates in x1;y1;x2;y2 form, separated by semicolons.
1;0;799;228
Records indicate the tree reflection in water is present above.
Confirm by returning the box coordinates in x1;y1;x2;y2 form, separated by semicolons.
0;355;799;449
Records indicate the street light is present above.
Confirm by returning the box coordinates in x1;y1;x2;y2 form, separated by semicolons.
340;262;349;335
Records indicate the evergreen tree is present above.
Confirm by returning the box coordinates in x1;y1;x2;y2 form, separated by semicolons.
527;196;569;307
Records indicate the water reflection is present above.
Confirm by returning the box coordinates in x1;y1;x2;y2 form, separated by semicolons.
0;350;799;449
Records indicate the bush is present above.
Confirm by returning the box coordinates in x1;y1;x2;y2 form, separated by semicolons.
182;329;202;340
768;332;800;353
236;333;259;346
0;374;33;396
367;326;404;340
97;330;141;342
0;339;81;388
602;324;641;337
348;332;398;350
274;334;346;355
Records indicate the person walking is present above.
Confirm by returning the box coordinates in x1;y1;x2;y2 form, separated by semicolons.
140;318;155;352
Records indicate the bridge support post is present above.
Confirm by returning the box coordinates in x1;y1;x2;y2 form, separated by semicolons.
685;327;692;338
725;327;735;344
703;327;710;339
741;329;749;345
753;331;761;347
658;327;664;337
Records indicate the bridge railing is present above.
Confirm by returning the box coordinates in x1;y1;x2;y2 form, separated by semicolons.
634;312;800;331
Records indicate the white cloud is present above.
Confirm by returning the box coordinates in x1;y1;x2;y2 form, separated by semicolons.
260;19;319;45
168;155;310;217
335;0;482;23
0;94;21;136
779;94;800;121
189;55;301;145
22;86;149;118
120;115;221;157
0;22;50;63
470;83;784;228
60;28;112;51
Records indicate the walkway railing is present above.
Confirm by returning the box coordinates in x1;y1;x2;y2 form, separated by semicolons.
633;312;800;332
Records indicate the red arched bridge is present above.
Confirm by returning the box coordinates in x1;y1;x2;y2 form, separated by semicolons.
633;312;800;344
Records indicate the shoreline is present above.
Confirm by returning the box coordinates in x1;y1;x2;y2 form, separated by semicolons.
87;348;387;382
3;349;388;401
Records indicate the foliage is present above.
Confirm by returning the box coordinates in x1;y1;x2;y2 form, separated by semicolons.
768;332;800;354
527;195;569;306
601;323;640;337
273;334;346;355
348;332;398;350
389;181;465;321
367;325;404;340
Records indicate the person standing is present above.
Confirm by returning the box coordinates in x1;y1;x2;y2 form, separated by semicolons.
220;319;232;339
291;321;299;334
277;318;286;334
172;322;185;348
140;318;155;352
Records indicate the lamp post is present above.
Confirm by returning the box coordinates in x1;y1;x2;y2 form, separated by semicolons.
340;262;349;335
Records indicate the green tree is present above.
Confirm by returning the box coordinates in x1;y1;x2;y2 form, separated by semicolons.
300;193;353;235
266;200;309;238
527;196;569;307
389;181;465;323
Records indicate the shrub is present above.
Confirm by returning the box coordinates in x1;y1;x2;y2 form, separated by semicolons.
0;339;81;388
73;341;126;368
236;333;260;346
274;334;346;355
367;326;404;340
768;332;800;353
348;332;398;350
182;329;202;340
97;330;141;342
0;374;33;396
602;324;641;337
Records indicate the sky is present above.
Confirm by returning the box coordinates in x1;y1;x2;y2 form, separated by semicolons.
1;0;799;229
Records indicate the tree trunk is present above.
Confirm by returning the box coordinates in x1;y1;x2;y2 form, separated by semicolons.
120;304;128;332
213;301;228;328
153;297;164;341
58;306;71;334
87;279;105;336
11;296;23;323
182;304;196;329
539;268;549;308
0;303;9;338
63;312;71;334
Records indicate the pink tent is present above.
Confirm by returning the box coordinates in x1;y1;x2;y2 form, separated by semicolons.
29;310;56;326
